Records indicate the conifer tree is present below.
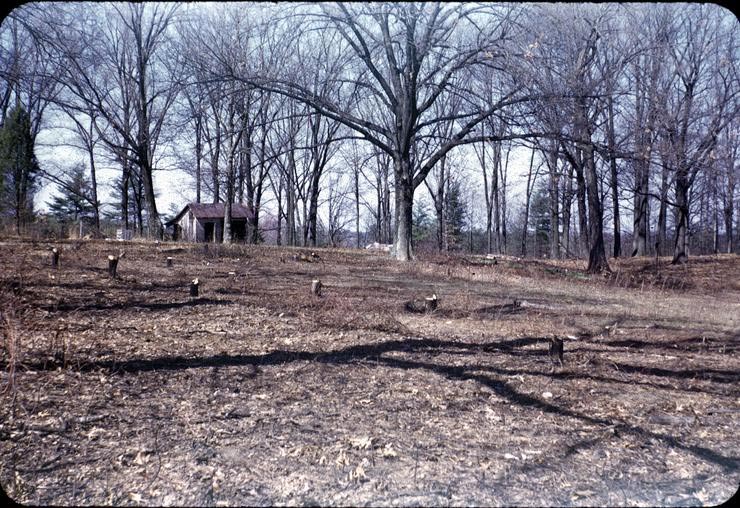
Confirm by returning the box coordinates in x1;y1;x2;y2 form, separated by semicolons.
0;105;40;234
47;163;95;225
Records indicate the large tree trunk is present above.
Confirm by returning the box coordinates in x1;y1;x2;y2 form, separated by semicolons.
672;173;690;264
307;166;321;247
562;162;573;257
140;160;162;239
584;147;609;272
375;175;383;242
86;116;100;231
630;56;654;258
211;120;221;204
631;156;650;257
547;145;560;259
606;96;621;258
382;166;392;244
500;145;509;254
223;199;232;244
481;138;492;254
493;145;501;254
521;147;536;257
223;149;236;244
393;156;414;261
275;177;283;246
120;157;130;231
580;104;609;273
355;165;360;249
285;155;297;246
656;159;670;256
195;136;202;204
435;154;446;252
725;205;734;254
575;159;589;257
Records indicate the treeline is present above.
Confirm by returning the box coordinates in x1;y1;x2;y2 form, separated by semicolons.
1;3;737;268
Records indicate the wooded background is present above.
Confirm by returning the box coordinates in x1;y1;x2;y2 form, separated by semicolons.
1;3;738;269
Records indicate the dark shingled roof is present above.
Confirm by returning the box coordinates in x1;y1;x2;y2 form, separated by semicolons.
166;203;254;225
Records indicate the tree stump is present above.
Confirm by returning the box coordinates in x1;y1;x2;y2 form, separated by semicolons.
166;257;173;267
424;294;438;313
108;255;119;278
51;248;60;268
549;337;564;366
310;252;324;264
311;279;322;297
190;278;200;297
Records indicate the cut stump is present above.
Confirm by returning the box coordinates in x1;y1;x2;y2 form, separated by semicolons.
108;255;119;278
425;294;438;313
311;279;322;297
549;337;564;366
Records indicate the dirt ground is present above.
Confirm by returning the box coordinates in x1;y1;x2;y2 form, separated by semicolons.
1;239;738;506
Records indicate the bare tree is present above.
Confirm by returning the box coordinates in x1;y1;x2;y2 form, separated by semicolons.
215;3;529;260
656;5;739;264
26;3;181;238
717;124;738;253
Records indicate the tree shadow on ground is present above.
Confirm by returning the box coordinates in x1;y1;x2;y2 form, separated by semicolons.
38;297;233;313
598;336;739;353
12;335;739;473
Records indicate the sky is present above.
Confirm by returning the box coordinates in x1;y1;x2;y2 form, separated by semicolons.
33;113;542;232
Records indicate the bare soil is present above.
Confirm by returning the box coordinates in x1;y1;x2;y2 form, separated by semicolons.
1;239;739;506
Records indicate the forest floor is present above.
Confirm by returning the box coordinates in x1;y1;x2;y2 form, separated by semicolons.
1;238;739;506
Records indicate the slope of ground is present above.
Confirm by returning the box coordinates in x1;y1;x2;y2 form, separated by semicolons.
1;239;738;506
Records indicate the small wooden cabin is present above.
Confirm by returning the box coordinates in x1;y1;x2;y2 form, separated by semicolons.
165;202;253;243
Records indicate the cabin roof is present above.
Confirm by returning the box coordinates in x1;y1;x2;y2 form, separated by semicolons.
165;202;254;226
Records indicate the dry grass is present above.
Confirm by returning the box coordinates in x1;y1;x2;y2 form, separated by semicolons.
0;239;738;506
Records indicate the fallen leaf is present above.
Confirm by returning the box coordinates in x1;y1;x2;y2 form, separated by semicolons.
349;463;366;481
573;490;595;499
335;449;349;467
379;444;398;458
349;436;373;449
134;451;150;466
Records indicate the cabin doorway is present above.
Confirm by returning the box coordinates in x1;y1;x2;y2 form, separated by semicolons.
204;222;215;242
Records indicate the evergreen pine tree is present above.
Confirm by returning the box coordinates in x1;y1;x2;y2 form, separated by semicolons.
529;184;551;258
0;105;40;233
412;199;434;247
47;163;96;225
444;179;467;251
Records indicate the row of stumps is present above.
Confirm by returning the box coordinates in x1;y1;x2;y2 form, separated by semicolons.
49;247;566;365
50;247;198;297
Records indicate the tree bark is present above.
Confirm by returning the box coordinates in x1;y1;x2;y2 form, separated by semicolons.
606;96;621;258
120;157;130;231
87;115;100;231
656;153;670;256
521;148;536;257
547;144;560;259
108;255;119;278
672;173;690;264
394;159;414;261
574;158;589;257
562;162;574;256
311;279;322;297
579;98;610;273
